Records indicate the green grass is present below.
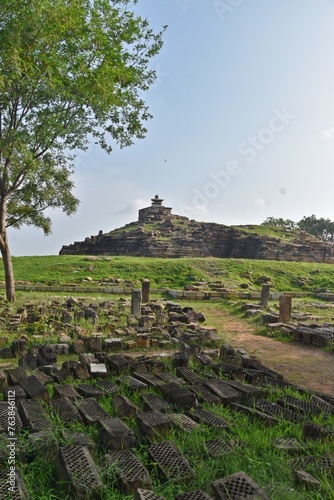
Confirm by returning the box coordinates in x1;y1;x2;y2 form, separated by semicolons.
16;368;334;499
1;255;334;293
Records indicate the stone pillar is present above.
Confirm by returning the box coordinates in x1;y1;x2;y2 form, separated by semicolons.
260;284;271;307
131;289;142;318
142;279;150;303
279;295;292;323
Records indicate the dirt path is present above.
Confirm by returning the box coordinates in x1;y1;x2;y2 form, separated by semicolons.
208;308;334;397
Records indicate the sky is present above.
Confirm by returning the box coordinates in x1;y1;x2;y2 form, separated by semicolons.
8;0;334;256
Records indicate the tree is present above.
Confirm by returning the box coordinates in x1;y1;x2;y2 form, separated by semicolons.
0;0;166;301
298;215;334;242
261;217;296;230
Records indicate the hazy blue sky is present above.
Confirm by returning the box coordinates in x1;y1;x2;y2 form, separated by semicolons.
9;0;334;255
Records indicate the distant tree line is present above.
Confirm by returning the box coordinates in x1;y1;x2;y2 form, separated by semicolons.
261;215;334;242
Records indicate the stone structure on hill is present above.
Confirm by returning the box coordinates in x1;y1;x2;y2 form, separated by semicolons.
59;196;334;263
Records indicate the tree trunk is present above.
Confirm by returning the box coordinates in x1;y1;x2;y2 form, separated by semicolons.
0;238;15;302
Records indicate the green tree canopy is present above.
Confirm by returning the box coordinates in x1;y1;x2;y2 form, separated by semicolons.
262;215;334;242
0;0;165;300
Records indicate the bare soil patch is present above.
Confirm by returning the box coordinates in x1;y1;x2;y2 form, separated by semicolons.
209;308;334;397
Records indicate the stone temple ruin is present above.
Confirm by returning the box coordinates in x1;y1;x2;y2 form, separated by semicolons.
59;195;334;263
1;295;334;498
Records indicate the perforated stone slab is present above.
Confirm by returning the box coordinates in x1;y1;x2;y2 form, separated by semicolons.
77;398;110;425
133;372;165;387
290;454;334;471
96;379;118;394
176;367;204;386
156;373;186;385
212;471;269;499
105;450;152;494
51;397;83;424
302;422;334;441
247;361;283;380
169;413;199;432
18;399;53;433
175;491;214;500
310;395;334;415
188;385;221;405
141;393;172;413
6;367;27;386
273;437;303;453
120;375;148;391
137;411;173;439
188;408;230;429
113;394;140;418
98;416;137;450
0;468;30;499
0;401;23;433
53;384;81;400
160;383;199;410
205;439;233;457
3;385;27;402
134;489;165;500
108;354;130;374
278;396;320;416
76;384;103;399
228;402;279;427
255;399;300;423
18;375;50;403
148;441;195;482
56;445;103;499
223;380;262;401
204;379;242;404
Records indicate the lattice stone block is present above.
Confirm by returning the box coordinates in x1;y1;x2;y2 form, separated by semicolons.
188;385;221;405
141;393;172;414
160;383;198;410
98;417;137;450
132;372;165;387
228;402;279;427
113;395;140;418
6;367;27;386
311;395;334;415
0;468;30;499
156;373;185;385
18;375;50;403
108;354;130;374
105;450;152;494
289;454;334;471
53;384;81;400
51;397;83;424
188;408;230;430
279;395;320;416
18;399;53;433
204;379;242;404
169;413;199;432
205;439;233;458
137;411;173;439
77;398;110;425
56;445;103;500
212;471;268;499
255;399;300;423
176;367;204;386
148;441;195;482
96;379;118;394
76;384;103;399
120;375;148;391
223;380;262;401
3;385;27;402
0;401;23;433
134;489;165;500
175;491;214;500
27;429;58;460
